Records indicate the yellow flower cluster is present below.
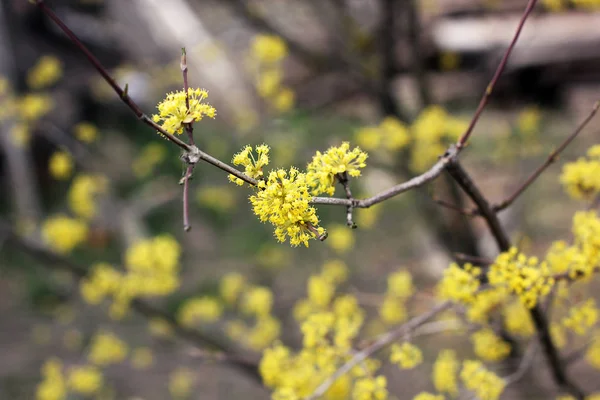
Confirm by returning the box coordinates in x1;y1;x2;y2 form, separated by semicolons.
571;211;600;277
27;55;63;89
249;34;294;113
543;0;600;11
410;106;467;172
88;331;128;366
471;328;511;361
80;235;181;318
36;358;66;400
42;214;88;254
152;88;216;135
48;150;74;180
74;121;98;143
197;185;237;213
250;167;325;246
169;367;194;398
413;393;445;400
390;342;423;369
67;365;103;395
326;224;355;253
18;93;54;121
261;262;386;399
354;116;410;154
306;142;368;196
379;270;414;324
433;349;459;397
562;299;598;336
221;280;281;351
460;360;505;400
229;144;270;185
178;296;223;326
437;263;481;304
503;300;535;337
68;174;107;220
560;145;600;200
488;248;554;308
586;335;600;369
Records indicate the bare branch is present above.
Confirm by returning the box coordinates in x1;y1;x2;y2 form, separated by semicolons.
493;101;600;213
313;146;457;208
456;0;538;149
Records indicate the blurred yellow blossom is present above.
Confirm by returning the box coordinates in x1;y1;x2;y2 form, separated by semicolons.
74;122;98;143
67;365;103;395
326;224;355;253
27;55;63;89
42;215;88;254
242;286;273;317
87;332;128;366
460;360;505;400
560;145;600;200
132;142;167;178
169;367;194;399
256;68;282;98
433;349;459;396
229;144;270;184
562;299;598;336
131;347;154;369
272;87;295;113
68;174;107;220
36;358;66;400
321;259;349;285
149;318;173;338
219;272;246;305
251;34;287;64
18;93;53;121
390;342;423;369
197;185;237;213
48;150;74;180
178;297;223;326
471;328;511;361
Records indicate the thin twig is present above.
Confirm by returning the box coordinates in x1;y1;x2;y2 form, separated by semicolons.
0;220;261;381
505;341;538;385
181;48;195;146
493;101;600;213
336;172;357;228
181;165;194;232
313;146;457;208
305;301;452;400
456;0;538;149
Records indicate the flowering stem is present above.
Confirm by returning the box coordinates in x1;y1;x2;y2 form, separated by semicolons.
181;48;195;145
456;0;538;150
33;0;191;152
492;101;600;213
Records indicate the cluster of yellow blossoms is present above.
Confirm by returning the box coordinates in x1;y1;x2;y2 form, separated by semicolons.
229;142;367;246
354;106;467;172
306;142;368;196
249;34;295;113
560;145;600;200
152;88;216;135
81;235;181;318
36;358;103;400
543;0;600;11
379;270;414;324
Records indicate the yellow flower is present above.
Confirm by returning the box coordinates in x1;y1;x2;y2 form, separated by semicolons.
390;342;423;369
306;142;368;196
36;358;66;400
460;360;505;400
250;167;325;247
74;122;98;143
68;174;107;220
246;315;281;350
326;224;355;253
169;367;194;398
219;272;246;305
152;88;216;135
414;393;446;400
517;106;541;137
87;332;128;366
433;349;459;396
132;142;167;178
487;248;554;308
48;151;74;180
229;144;270;184
251;34;288;64
131;347;154;369
178;297;223;326
437;262;481;304
379;295;407;324
387;270;414;298
197;185;237;213
18;93;53;121
321;259;349;285
257;68;282;98
503;300;535;337
379;116;410;151
272;87;295;113
352;376;388;400
80;263;121;305
471;328;511;361
27;55;63;89
560;150;600;200
241;286;273;317
41;215;88;254
67;365;103;395
308;275;335;308
562;299;598;336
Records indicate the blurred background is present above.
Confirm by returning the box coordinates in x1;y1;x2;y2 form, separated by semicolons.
0;0;599;399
